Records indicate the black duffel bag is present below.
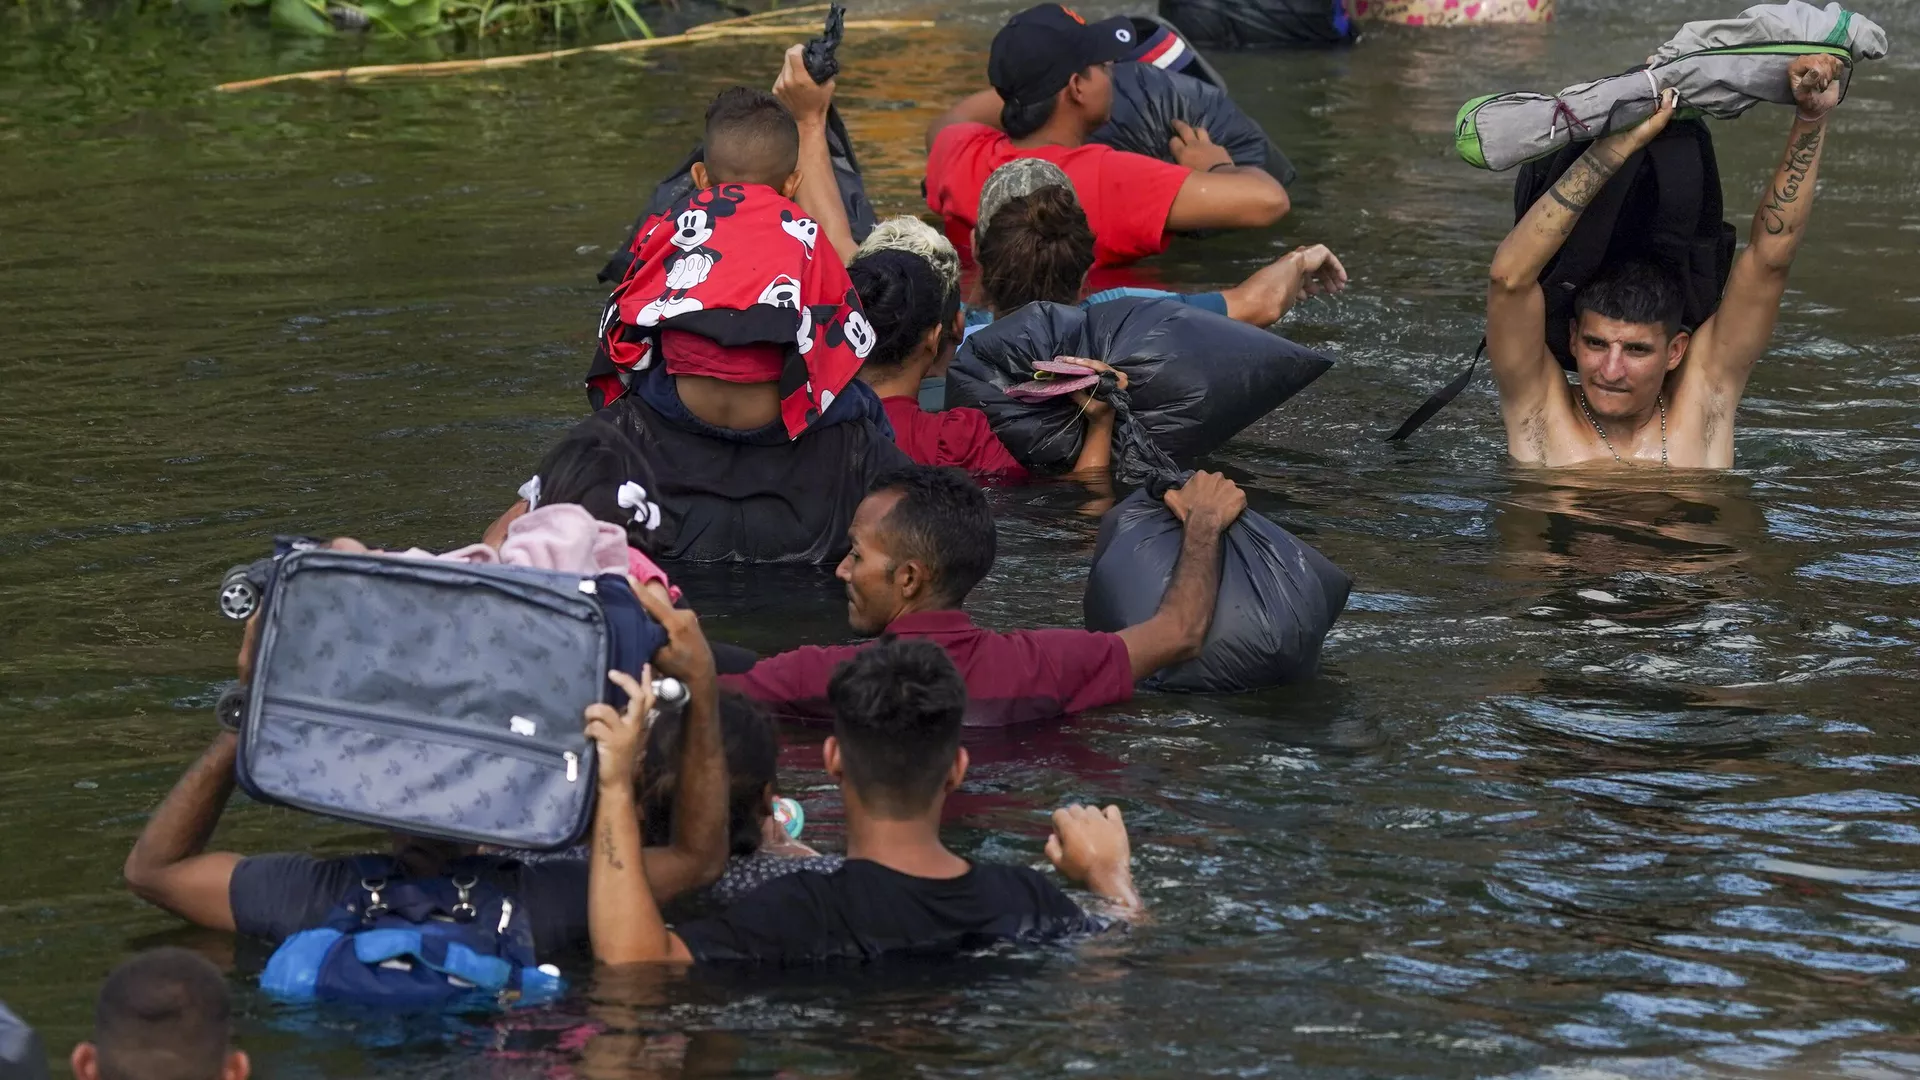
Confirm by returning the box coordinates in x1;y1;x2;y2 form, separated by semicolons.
948;296;1332;472
1085;488;1350;692
1092;61;1297;186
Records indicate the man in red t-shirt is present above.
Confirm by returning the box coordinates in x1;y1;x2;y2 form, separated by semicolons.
723;464;1247;726
923;3;1290;268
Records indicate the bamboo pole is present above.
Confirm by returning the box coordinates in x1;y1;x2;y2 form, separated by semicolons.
213;10;932;92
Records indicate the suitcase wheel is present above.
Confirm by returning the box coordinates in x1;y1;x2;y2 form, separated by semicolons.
219;569;260;621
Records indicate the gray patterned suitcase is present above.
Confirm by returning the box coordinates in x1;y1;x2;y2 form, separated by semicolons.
236;549;658;850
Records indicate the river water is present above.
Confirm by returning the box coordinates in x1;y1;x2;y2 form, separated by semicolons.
3;0;1918;1076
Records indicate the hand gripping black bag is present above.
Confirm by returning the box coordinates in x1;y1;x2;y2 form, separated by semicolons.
1085;488;1350;692
1092;61;1297;186
237;550;666;850
947;296;1332;470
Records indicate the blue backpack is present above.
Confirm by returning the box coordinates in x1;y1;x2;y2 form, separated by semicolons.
261;857;565;1009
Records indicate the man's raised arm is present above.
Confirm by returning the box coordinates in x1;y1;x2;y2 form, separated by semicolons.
1689;54;1843;396
773;44;858;265
631;589;730;904
1487;90;1679;428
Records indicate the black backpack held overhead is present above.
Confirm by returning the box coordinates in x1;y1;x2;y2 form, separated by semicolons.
1387;117;1736;440
1522;116;1736;371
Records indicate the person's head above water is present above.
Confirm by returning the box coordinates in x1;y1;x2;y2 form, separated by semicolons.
989;4;1136;141
837;465;996;635
641;691;779;857
848;249;960;383
825;637;969;820
976;184;1095;316
973;157;1076;252
857;216;961;307
525;415;666;555
71;948;249;1080
1571;259;1690;422
689;87;802;197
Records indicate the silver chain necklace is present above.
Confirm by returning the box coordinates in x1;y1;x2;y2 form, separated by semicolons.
1578;390;1668;467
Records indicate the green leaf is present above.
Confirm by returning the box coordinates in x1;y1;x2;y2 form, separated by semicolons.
269;0;334;35
479;1;517;29
607;0;651;37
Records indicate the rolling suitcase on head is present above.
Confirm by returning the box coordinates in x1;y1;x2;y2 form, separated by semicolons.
236;549;666;851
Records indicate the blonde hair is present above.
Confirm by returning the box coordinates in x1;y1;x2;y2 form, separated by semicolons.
856;217;960;308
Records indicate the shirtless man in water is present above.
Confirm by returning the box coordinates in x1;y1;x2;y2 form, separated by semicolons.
1487;54;1844;469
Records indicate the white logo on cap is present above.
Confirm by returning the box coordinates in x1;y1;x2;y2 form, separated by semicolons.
1116;27;1132;42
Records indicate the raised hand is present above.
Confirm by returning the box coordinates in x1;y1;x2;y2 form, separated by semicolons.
1045;803;1140;909
1608;86;1681;155
1789;53;1843;120
632;587;717;690
584;667;655;792
773;42;835;129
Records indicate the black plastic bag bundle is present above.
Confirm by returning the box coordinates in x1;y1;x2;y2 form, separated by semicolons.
1092;62;1297;186
1158;0;1355;49
597;107;876;284
1086;488;1350;691
948;296;1332;471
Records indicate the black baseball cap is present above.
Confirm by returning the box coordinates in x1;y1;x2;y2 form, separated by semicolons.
989;4;1138;108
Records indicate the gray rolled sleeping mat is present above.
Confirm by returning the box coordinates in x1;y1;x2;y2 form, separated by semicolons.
1456;0;1888;171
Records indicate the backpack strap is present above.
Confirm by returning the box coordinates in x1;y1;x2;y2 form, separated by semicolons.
1385;340;1484;442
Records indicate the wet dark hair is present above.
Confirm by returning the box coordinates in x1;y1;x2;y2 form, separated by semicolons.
532;416;663;555
91;947;231;1080
847;250;957;370
868;464;995;608
640;691;778;857
976;185;1095;316
1000;95;1058;139
704;87;799;187
1575;259;1686;338
827;637;967;816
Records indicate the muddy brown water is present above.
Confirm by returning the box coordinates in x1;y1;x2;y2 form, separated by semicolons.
2;1;1918;1076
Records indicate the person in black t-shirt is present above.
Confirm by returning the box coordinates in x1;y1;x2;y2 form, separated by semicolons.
583;637;1143;966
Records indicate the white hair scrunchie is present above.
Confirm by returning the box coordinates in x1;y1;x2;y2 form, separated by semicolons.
616;481;662;532
518;475;542;510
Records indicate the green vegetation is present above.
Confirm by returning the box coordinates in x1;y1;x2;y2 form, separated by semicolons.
9;0;786;41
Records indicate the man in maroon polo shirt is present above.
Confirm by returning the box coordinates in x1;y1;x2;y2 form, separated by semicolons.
723;464;1245;726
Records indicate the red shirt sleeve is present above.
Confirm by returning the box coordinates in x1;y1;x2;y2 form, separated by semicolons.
720;643;860;722
942;408;1030;482
1089;148;1190;265
1013;628;1135;714
925;123;1004;229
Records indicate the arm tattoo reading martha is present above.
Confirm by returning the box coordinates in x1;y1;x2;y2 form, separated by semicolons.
1761;127;1824;236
